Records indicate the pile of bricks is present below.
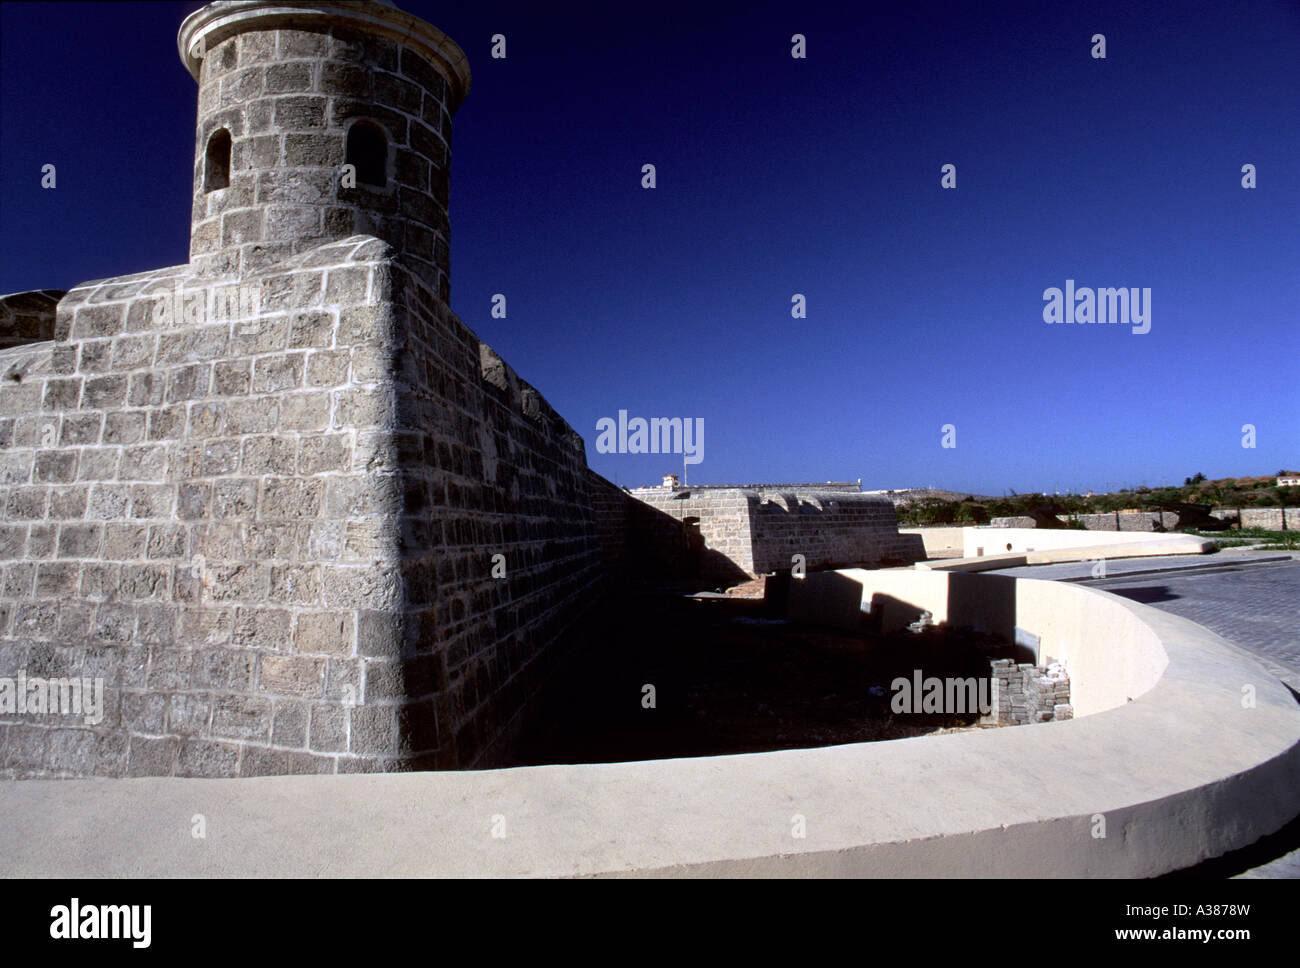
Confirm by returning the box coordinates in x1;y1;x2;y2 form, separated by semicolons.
984;659;1072;725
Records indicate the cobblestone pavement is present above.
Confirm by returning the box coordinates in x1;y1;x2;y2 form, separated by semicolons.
990;548;1294;585
1084;559;1300;686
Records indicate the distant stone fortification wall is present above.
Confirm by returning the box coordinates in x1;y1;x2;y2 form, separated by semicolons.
0;237;601;779
586;474;629;577
586;474;693;581
625;486;924;578
748;489;923;573
1013;509;1300;532
632;487;754;574
1211;507;1300;531
1057;511;1188;532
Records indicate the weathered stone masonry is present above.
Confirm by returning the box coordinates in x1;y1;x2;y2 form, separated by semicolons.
0;1;930;778
186;5;465;300
0;1;601;778
0;230;600;778
628;484;925;578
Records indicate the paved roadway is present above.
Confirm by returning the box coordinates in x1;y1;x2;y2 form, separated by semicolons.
991;552;1300;878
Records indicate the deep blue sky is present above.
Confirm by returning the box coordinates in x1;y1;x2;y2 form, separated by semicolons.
2;0;1297;494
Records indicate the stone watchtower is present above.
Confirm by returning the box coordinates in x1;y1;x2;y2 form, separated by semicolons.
179;0;470;301
0;1;603;778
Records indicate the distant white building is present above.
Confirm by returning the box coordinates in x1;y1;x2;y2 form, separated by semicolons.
1278;476;1300;488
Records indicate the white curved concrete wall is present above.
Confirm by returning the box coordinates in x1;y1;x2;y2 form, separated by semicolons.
963;526;1206;557
788;568;1167;716
1;571;1297;877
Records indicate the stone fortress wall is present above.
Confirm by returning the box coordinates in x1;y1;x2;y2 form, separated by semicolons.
0;2;605;779
987;508;1300;531
184;8;467;301
0;1;927;779
0;229;603;778
628;484;925;577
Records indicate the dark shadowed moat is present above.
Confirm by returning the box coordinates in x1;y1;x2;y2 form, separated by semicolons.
510;591;1027;766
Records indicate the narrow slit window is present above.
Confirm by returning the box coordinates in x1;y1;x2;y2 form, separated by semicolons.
204;129;231;192
346;122;388;187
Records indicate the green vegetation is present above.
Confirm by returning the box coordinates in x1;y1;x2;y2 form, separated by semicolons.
1178;527;1300;552
1185;528;1286;539
1260;533;1300;551
895;474;1300;529
898;497;990;527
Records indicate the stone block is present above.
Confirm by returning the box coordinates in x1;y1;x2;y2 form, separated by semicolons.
232;607;292;650
252;354;304;393
264;61;312;94
278;391;329;431
212;359;252;396
211;694;272;741
283;133;340;168
295;611;355;658
176;739;240;777
348;703;400;755
288;311;334;348
272;95;328;130
170;693;213;735
103;411;147;445
298;434;350;475
308;703;348;752
242;436;297;476
261;478;323;519
306;350;350;387
259;653;326;697
238;745;333;777
125;735;180;777
212;479;258;518
207;563;266;602
267;562;321;604
1240;508;1284;531
271;699;309;748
